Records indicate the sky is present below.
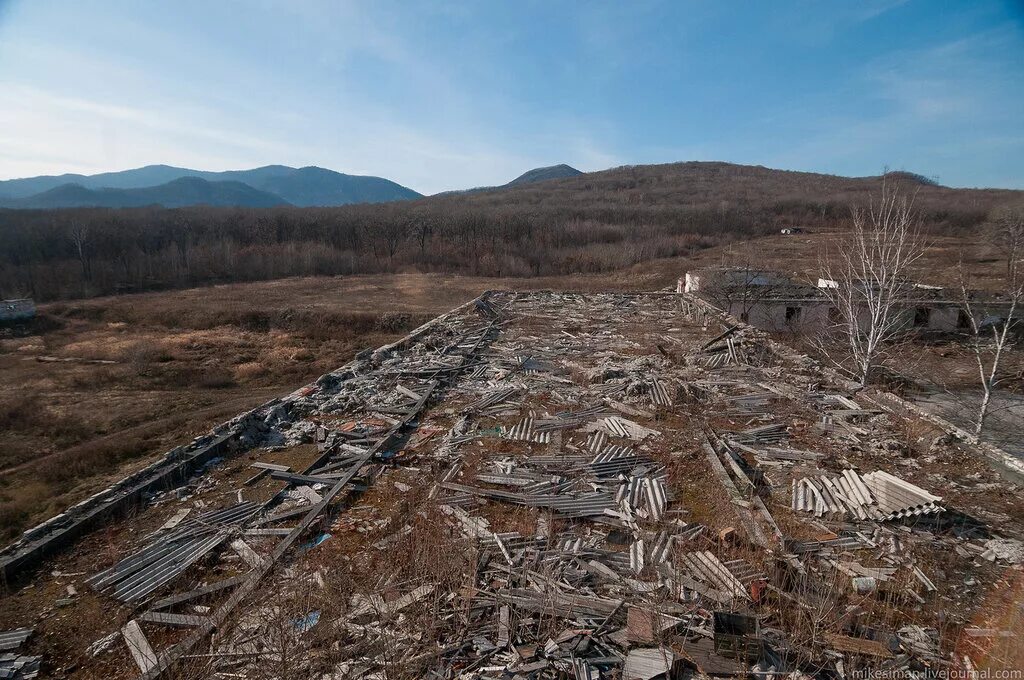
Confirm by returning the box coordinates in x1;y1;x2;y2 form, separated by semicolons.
0;1;1022;194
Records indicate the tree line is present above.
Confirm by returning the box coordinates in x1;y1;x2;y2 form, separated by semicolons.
0;174;1001;302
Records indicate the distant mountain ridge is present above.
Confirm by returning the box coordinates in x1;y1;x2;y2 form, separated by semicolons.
0;165;422;208
2;177;289;209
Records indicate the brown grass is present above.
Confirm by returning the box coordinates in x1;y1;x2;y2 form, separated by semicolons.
0;273;484;540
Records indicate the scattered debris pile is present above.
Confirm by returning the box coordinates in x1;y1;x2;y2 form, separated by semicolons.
1;292;1022;680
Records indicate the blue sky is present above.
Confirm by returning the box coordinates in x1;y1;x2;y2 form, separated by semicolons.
0;0;1022;193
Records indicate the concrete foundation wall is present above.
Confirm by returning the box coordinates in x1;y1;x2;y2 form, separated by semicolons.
0;299;35;322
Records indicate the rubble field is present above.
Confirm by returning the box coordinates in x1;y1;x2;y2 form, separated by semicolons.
1;291;1022;680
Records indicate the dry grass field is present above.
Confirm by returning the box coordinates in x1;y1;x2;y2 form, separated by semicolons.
0;230;1015;539
0;268;674;539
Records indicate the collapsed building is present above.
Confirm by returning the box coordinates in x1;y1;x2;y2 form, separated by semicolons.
680;267;1013;334
0;290;1022;680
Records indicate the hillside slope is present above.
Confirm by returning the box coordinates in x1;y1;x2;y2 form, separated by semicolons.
507;163;583;185
435;161;1015;219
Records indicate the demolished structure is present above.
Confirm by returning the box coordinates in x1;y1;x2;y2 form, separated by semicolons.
681;266;1016;334
1;291;1022;679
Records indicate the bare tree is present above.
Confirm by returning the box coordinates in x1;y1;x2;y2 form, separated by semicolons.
817;181;924;386
703;268;775;326
68;220;92;283
958;206;1023;438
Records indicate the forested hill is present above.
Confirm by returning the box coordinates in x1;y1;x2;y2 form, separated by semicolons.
2;161;1019;302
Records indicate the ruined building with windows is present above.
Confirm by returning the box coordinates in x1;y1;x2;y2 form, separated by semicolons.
681;266;1012;334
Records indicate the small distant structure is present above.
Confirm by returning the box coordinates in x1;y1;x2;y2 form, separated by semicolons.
0;298;36;323
780;227;804;235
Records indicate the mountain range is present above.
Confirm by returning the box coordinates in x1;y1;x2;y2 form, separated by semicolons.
0;165;423;209
0;162;585;209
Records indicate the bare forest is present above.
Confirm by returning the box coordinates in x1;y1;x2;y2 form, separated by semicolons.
2;162;1016;302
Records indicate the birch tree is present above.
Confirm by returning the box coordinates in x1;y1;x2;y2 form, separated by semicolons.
68;220;92;283
958;206;1023;438
817;182;923;386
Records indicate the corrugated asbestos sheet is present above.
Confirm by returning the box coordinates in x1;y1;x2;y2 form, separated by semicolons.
0;630;32;653
792;469;943;521
87;502;259;602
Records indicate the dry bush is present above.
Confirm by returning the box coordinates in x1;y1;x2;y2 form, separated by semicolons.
0;503;29;538
35;433;153;487
234;361;268;382
197;368;236;389
0;393;46;431
0;394;92;447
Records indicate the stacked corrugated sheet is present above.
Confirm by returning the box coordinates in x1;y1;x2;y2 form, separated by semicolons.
534;404;611;432
678;550;751;600
616;474;669;521
0;629;32;653
441;481;617;519
466;386;520;412
590;450;655;478
791;469;942;522
0;653;39;679
861;470;944;520
587;416;660;441
791;469;884;520
729;422;789;445
88;502;259;602
647;378;673;407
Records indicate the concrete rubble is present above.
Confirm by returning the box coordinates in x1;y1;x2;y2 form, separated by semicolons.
1;291;1022;679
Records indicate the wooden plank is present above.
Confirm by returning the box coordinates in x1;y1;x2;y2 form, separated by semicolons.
244;527;293;537
243;469;270;486
497;605;511;648
396;384;423;401
269;471;338;486
699;433;769;548
138;611;209;628
122;620;158;673
230;539;266;569
679;637;749;676
257;505;310;526
148;575;247;611
250;462;291;472
824;633;894;658
159;508;191;531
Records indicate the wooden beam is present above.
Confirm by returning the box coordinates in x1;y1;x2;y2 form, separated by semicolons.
269;471;339;486
122;620;158;673
139;611;209;628
148;575;247;612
